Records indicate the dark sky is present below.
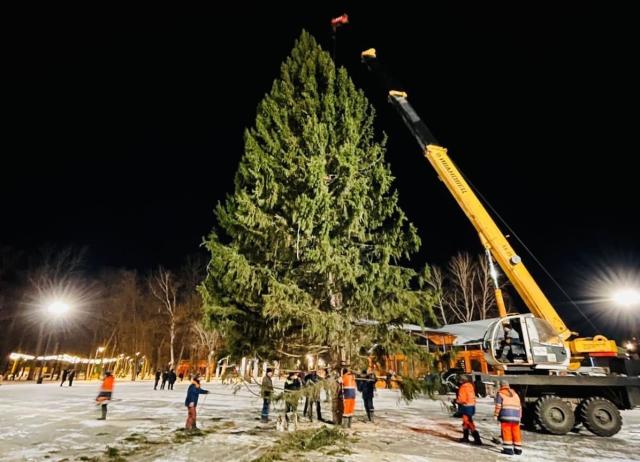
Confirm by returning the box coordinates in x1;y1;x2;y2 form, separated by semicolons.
4;5;639;337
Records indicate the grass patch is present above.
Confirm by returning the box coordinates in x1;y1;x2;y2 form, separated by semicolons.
253;426;347;462
123;434;147;443
105;446;126;462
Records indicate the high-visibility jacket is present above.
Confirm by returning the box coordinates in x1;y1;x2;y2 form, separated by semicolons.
342;373;356;400
101;375;114;392
342;372;356;417
494;386;522;422
456;381;476;416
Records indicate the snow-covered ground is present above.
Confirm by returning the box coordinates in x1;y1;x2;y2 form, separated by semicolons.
0;380;639;461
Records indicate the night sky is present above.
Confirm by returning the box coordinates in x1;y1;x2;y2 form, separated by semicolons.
4;5;639;338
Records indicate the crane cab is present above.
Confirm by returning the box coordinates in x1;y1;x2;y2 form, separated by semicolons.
483;314;570;371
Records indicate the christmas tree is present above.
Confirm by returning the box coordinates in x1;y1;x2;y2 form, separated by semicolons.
200;31;435;366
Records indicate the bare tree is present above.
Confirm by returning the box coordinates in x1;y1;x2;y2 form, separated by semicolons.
431;252;504;324
446;252;477;322
476;255;498;320
192;321;222;382
425;265;448;325
149;268;179;368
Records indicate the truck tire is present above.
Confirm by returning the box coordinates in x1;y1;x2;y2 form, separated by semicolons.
534;396;575;435
579;397;622;437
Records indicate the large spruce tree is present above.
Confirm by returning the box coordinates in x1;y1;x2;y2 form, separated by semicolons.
200;31;435;366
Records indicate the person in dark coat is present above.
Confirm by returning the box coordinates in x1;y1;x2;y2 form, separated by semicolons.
160;369;169;390
260;368;274;423
303;370;322;422
154;369;161;390
358;368;377;422
67;369;76;386
60;369;68;387
168;369;177;390
184;375;209;430
284;371;302;423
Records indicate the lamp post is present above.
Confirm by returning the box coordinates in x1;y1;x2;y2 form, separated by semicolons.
612;288;640;308
612;288;640;338
35;301;70;383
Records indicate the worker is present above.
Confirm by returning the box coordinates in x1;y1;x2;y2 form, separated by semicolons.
357;368;377;423
628;337;639;360
260;368;274;423
95;370;114;420
184;375;209;431
330;368;344;426
341;367;356;428
494;379;522;455
455;375;481;445
499;323;523;362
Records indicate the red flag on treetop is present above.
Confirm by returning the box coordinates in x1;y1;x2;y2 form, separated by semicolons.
331;13;349;30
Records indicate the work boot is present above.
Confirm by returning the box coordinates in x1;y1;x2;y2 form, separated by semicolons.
501;448;515;455
347;417;352;428
369;411;375;423
459;429;470;443
98;405;107;420
514;448;522;456
471;431;482;445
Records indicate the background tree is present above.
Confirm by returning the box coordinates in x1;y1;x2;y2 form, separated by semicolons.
200;31;436;367
430;251;505;324
149;267;180;368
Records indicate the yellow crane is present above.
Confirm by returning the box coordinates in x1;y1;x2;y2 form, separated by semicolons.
361;48;617;372
361;48;640;437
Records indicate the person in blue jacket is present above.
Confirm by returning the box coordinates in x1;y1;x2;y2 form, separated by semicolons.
184;375;209;430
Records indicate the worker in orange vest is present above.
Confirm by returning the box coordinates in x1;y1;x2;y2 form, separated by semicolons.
455;375;482;445
494;380;522;455
341;367;356;428
96;370;114;420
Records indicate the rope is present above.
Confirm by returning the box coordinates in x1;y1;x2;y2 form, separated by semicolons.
459;169;598;332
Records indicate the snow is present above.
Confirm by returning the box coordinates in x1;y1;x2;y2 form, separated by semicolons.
0;381;639;461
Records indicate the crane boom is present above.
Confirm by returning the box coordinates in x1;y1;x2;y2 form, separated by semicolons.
361;49;573;340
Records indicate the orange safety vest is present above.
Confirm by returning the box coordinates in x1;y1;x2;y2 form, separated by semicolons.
101;375;114;392
457;382;476;406
342;373;356;399
495;387;521;422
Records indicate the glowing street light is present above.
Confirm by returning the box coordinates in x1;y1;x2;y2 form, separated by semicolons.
612;288;640;307
47;301;70;316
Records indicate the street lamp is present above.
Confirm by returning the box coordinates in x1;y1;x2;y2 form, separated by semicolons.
48;301;70;316
612;288;640;307
36;300;72;383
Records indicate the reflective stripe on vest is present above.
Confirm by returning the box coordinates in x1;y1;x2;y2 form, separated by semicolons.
497;388;521;422
343;373;356;399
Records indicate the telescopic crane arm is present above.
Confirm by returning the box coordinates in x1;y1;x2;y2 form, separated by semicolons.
361;48;573;340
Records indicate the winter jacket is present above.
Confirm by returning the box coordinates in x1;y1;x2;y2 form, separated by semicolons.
261;375;274;399
358;373;376;399
494;386;522;422
184;383;208;407
342;373;357;400
284;376;301;391
456;382;476;417
101;375;114;392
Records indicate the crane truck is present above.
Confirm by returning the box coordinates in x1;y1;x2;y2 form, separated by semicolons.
361;49;640;437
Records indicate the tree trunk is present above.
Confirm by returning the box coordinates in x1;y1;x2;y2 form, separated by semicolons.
169;320;176;368
206;352;215;382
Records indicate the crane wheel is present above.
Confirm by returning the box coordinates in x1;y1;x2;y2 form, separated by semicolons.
579;397;622;437
534;396;574;435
